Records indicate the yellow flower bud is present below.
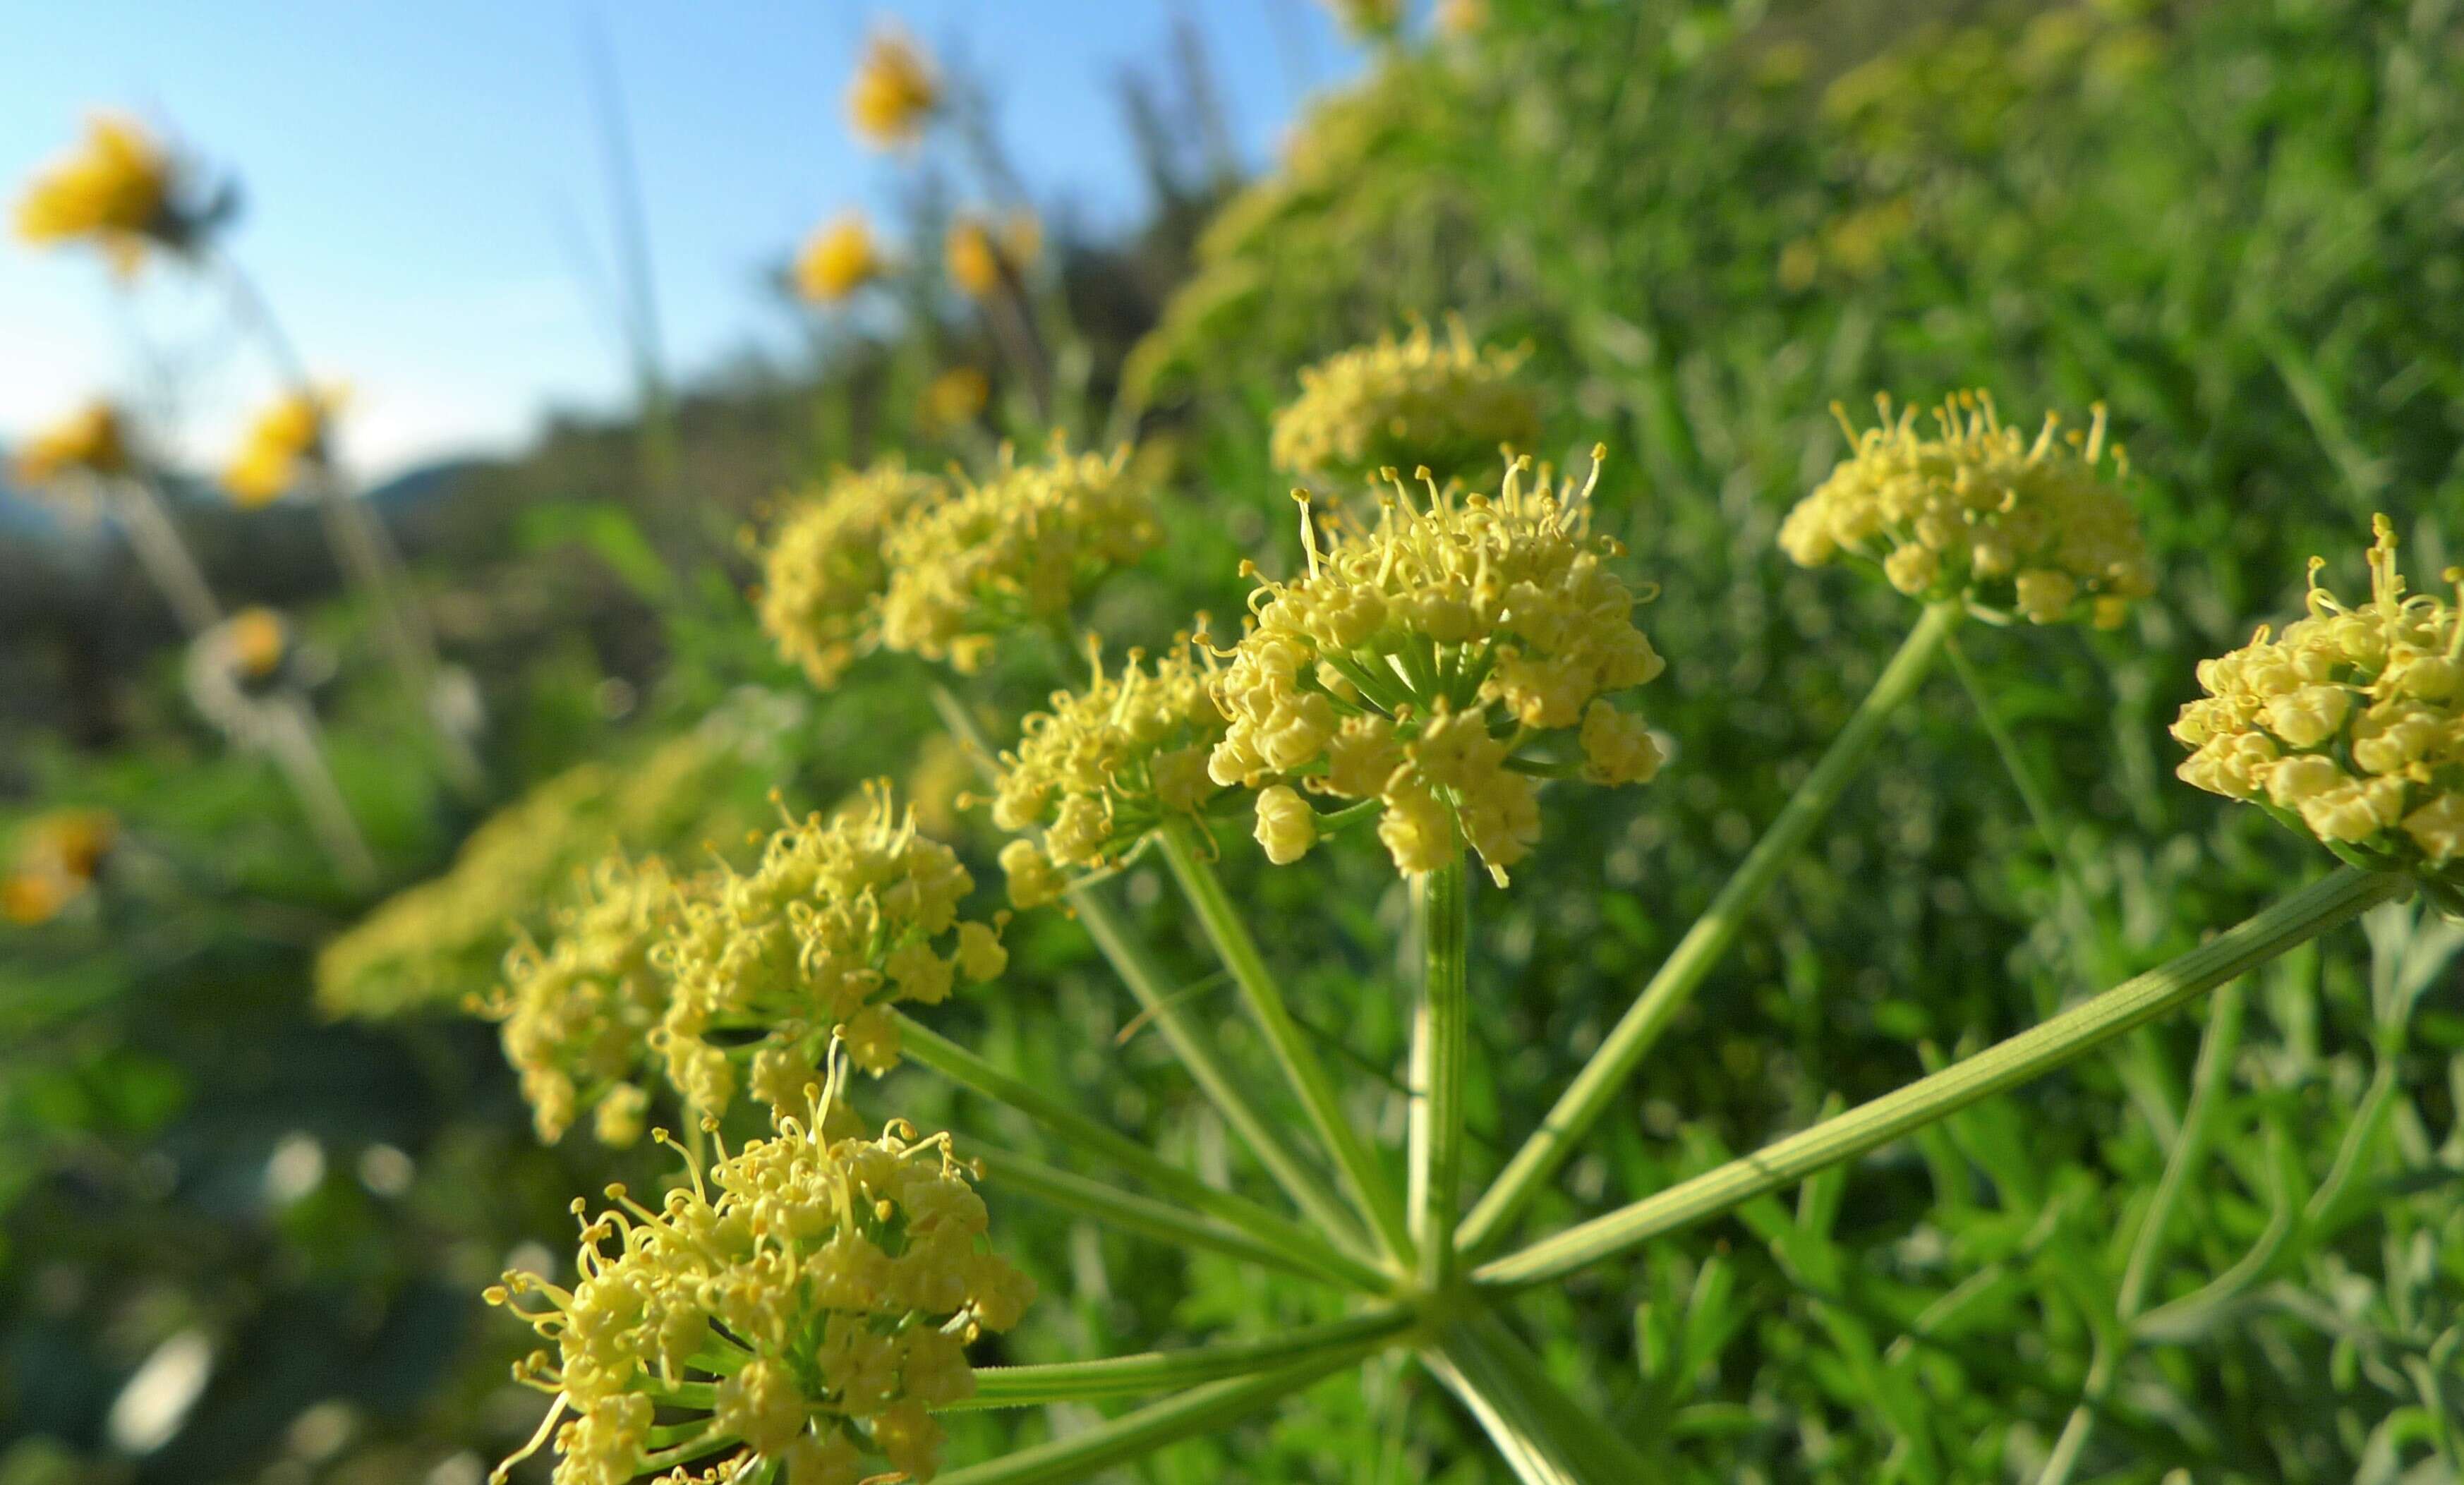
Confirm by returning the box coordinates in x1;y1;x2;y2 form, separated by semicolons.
1252;784;1317;864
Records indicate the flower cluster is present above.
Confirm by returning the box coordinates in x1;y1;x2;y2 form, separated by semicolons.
991;638;1230;905
1209;454;1665;881
758;460;948;689
481;856;682;1147
226;389;342;508
945;213;1040;301
656;787;1006;1115
794;212;883;304
2;809;116;927
488;1100;1033;1485
847;30;940;148
877;442;1159;673
15;401;132;490
1269;322;1540;487
2174;516;2464;890
1777;392;2153;626
14;114;193;275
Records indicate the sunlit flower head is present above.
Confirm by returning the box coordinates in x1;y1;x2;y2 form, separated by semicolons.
14;401;133;490
480;855;682;1146
1270;320;1541;487
487;1085;1033;1485
2;808;118;927
1209;451;1665;882
2175;516;2464;898
919;366;991;431
877;440;1159;673
757;459;950;690
793;211;884;304
1779;392;2153;627
15;114;201;276
991;634;1231;877
847;29;941;148
225;388;344;508
654;784;1006;1114
945;212;1040;300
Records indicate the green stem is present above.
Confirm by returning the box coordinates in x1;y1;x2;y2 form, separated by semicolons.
933;1350;1362;1485
897;1014;1389;1292
1474;867;2408;1291
945;1306;1414;1410
931;684;1382;1266
1459;602;1958;1256
1425;1316;1645;1485
973;1146;1361;1287
1158;820;1413;1265
1412;851;1470;1288
1467;1314;1653;1479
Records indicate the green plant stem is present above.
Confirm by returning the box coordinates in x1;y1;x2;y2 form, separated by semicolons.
933;1349;1363;1485
946;1306;1415;1410
1460;601;1959;1256
972;1146;1355;1287
895;1014;1389;1292
1425;1316;1646;1485
1411;851;1470;1289
1474;867;2408;1291
1466;1314;1654;1479
1158;820;1414;1266
929;684;1382;1267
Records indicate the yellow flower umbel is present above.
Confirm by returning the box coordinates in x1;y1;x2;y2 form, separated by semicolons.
15;115;190;276
480;856;682;1147
991;637;1231;902
758;459;949;689
794;211;883;304
877;441;1159;673
655;786;1007;1113
2174;516;2464;900
1269;322;1542;488
1209;452;1666;882
2;809;117;927
945;212;1040;301
15;401;133;490
225;389;342;508
847;29;941;148
1778;392;2154;627
487;1092;1034;1485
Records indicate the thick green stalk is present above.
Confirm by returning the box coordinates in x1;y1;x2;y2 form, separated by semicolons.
933;1349;1362;1485
896;1014;1389;1292
1158;820;1413;1265
973;1146;1358;1287
929;684;1381;1265
1475;867;2407;1291
1425;1316;1642;1485
1411;853;1471;1288
1460;602;1959;1256
1466;1314;1654;1479
946;1306;1414;1410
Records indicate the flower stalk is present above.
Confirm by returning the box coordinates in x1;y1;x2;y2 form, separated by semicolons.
1411;849;1470;1288
1475;866;2408;1291
1460;600;1960;1255
949;1306;1415;1410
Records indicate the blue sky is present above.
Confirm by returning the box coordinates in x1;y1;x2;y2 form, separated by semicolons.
2;2;1369;479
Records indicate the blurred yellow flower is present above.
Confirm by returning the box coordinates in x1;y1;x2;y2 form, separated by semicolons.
15;114;181;276
847;29;941;148
224;388;342;507
225;607;289;680
14;401;133;489
1;809;118;926
1437;0;1489;35
757;459;949;689
945;212;1039;300
1271;320;1540;487
793;210;883;303
920;365;991;430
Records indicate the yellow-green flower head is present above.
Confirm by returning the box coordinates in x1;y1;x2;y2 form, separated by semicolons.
655;785;1007;1113
486;1095;1034;1485
2174;516;2464;895
991;636;1231;887
15;401;133;490
1778;391;2153;627
15;114;198;277
877;441;1159;673
480;856;682;1147
1208;452;1666;883
757;459;949;690
1269;321;1541;487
